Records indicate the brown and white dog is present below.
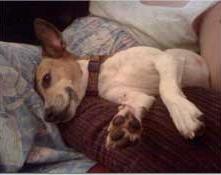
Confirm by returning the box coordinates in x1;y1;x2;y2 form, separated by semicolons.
34;18;209;148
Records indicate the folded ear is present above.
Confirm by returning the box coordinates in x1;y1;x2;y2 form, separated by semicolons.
34;18;66;58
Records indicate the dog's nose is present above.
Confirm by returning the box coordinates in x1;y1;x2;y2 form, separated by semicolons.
44;107;55;122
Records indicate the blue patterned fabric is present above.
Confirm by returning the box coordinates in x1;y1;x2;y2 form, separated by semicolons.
0;16;138;173
63;16;139;56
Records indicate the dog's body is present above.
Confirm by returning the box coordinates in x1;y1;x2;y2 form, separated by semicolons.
98;47;208;97
34;19;209;148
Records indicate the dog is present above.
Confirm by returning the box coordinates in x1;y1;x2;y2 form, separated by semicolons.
34;18;209;148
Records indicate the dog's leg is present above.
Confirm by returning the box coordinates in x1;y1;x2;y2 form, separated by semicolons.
103;88;155;148
154;54;204;139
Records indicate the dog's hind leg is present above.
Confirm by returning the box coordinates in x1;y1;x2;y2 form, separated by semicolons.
103;88;155;148
154;53;204;139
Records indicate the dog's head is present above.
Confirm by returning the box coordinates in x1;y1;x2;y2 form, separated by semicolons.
34;18;83;123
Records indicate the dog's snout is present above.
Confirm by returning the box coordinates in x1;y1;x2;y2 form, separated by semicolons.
44;107;55;122
65;87;79;103
42;87;78;123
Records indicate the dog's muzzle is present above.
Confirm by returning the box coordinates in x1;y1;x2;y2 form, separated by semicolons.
44;87;78;123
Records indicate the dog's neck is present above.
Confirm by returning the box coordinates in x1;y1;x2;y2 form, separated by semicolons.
77;56;109;100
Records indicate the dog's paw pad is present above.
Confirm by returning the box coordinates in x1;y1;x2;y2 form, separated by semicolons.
112;115;126;126
106;111;142;149
128;117;141;133
110;130;125;141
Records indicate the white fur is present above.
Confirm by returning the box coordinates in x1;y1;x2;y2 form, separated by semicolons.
77;46;209;139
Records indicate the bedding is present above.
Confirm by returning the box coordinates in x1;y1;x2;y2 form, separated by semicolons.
0;16;138;172
90;1;218;51
59;87;221;173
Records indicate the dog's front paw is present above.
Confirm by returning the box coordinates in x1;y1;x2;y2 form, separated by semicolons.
169;97;205;139
106;110;142;149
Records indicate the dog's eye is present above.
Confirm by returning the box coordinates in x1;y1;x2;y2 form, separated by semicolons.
42;73;51;89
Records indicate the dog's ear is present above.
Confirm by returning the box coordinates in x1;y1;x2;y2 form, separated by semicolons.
34;18;66;58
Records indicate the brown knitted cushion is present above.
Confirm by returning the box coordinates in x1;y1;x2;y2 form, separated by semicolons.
58;87;221;173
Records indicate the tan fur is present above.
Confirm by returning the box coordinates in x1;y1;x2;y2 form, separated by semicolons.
36;54;84;121
36;55;82;97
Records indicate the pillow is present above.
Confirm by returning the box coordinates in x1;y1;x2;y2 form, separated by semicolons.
89;1;217;51
63;16;139;56
59;87;221;173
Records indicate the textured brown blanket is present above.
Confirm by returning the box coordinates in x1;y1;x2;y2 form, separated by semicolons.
59;87;221;173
